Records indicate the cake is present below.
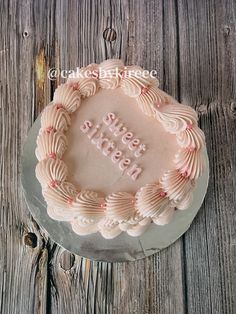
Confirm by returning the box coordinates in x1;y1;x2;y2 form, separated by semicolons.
35;59;206;239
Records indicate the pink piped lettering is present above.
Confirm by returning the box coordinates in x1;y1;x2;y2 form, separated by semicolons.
122;132;133;144
103;112;116;125
80;120;93;133
127;164;142;181
119;158;131;171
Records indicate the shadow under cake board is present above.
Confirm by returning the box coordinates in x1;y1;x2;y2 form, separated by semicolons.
21;115;209;262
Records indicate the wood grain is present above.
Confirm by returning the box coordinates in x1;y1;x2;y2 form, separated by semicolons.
0;0;235;313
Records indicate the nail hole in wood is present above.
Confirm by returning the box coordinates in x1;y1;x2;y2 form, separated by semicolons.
24;232;37;248
197;104;208;114
103;28;117;42
223;26;230;36
59;251;75;271
230;102;236;117
23;31;29;38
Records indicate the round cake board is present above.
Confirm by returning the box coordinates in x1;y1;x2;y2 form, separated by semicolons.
21;116;209;262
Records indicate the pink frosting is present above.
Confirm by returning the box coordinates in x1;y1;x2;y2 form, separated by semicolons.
35;59;207;239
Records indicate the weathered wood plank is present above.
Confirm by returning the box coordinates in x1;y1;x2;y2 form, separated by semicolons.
178;0;236;105
0;0;50;313
177;0;236;313
183;103;236;314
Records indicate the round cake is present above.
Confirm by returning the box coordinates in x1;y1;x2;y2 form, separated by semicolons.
35;59;206;239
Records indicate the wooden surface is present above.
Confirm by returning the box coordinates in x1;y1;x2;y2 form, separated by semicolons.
0;0;235;313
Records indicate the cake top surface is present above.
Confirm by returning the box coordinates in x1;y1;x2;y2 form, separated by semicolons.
35;59;206;239
63;87;179;194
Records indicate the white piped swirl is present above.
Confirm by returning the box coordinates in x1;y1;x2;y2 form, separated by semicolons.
98;218;122;239
71;218;99;235
152;207;175;225
136;183;170;218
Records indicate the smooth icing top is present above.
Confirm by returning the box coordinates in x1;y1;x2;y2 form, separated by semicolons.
35;59;206;239
63;88;179;194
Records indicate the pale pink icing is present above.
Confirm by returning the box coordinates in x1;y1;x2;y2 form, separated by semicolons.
35;158;68;189
160;170;194;203
47;206;71;221
136;85;166;117
35;59;207;239
79;115;145;181
155;103;198;133
67;64;98;98
106;192;135;222
98;59;124;89
174;148;205;179
63;88;178;193
120;65;159;97
53;84;81;113
43;182;79;220
79;63;99;78
72;190;105;220
68;78;98;98
136;182;170;218
35;130;68;161
176;126;205;150
41;103;71;132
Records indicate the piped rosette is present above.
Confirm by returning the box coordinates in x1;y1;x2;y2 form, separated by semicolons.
53;84;81;113
35;130;68;161
118;210;143;231
120;65;167;117
98;59;124;89
69;190;106;236
67;63;99;98
35;158;68;189
176;125;205;150
135;182;173;224
137;85;167;117
160;170;194;210
155;103;198;133
174;148;205;180
120;65;158;97
106;192;136;223
154;98;206;211
71;217;100;236
43;182;79;221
